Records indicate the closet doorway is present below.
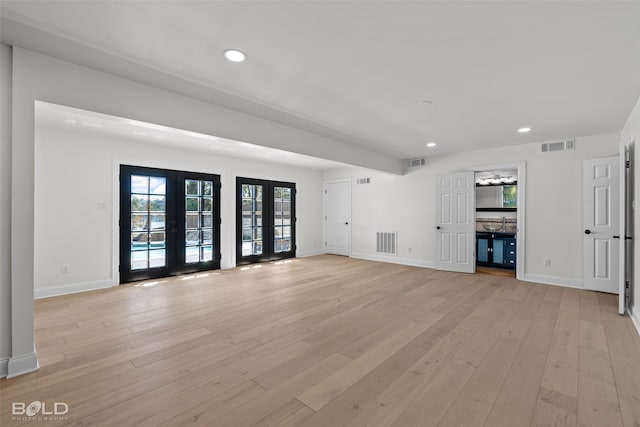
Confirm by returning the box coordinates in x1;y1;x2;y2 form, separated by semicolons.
473;162;526;281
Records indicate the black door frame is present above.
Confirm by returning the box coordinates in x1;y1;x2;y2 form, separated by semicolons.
236;177;296;265
120;165;221;283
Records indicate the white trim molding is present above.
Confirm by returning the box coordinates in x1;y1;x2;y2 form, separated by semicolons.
297;250;324;258
34;279;115;299
0;357;9;378
7;352;39;378
523;273;583;289
629;305;640;337
471;161;526;281
350;252;435;269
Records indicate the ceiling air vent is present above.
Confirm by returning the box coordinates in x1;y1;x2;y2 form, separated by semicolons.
407;158;426;168
540;139;576;153
356;178;370;184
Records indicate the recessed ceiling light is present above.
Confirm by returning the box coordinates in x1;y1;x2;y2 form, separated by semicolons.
518;127;532;133
223;49;246;62
426;142;437;147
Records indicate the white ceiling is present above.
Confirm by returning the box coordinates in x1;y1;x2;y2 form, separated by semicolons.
35;101;347;170
3;1;640;160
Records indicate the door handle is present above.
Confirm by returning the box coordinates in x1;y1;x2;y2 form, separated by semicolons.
584;229;592;235
436;226;441;230
344;222;349;225
613;235;620;239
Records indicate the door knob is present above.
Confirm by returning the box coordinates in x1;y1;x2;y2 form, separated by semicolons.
344;222;349;225
436;226;441;230
584;229;592;235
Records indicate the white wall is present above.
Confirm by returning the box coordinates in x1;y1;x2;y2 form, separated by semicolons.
622;95;640;333
34;125;324;296
0;44;12;376
6;47;400;377
324;132;620;286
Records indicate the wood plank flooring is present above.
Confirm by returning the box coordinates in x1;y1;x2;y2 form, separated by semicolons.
1;255;639;426
476;266;516;278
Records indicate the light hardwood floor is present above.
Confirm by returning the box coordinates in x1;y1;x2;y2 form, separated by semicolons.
1;255;639;426
475;266;516;278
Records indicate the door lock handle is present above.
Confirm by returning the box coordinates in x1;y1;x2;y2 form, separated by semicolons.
584;229;592;235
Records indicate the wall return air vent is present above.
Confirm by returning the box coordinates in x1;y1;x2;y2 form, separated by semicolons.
376;232;398;256
407;158;426;168
540;139;575;153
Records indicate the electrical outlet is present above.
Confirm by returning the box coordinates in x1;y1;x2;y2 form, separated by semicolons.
544;258;551;267
61;264;70;274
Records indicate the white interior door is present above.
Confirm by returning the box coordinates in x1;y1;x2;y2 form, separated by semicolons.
583;156;620;294
435;172;475;273
324;180;351;256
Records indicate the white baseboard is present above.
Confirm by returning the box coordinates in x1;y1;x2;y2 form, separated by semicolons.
333;255;584;290
297;249;324;258
7;352;39;378
629;305;640;337
523;273;583;289
0;357;8;378
350;252;435;269
34;279;115;299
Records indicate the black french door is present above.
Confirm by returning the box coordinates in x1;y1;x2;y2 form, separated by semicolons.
236;177;296;265
120;165;221;283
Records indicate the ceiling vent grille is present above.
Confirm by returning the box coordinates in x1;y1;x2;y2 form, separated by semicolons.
356;178;371;184
407;158;426;168
540;139;575;153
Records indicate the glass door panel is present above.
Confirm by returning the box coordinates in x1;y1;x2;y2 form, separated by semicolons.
241;184;263;257
180;175;218;268
121;167;174;282
273;186;293;253
236;178;295;265
120;165;220;283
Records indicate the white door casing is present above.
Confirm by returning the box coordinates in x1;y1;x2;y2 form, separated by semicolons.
324;180;351;256
619;143;633;313
583;156;620;294
435;172;475;273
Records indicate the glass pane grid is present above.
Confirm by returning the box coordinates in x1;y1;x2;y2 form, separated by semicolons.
185;179;216;263
273;186;291;253
241;184;263;256
130;175;166;270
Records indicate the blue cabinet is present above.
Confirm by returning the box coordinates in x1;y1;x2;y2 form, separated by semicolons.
477;237;489;263
476;233;516;269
